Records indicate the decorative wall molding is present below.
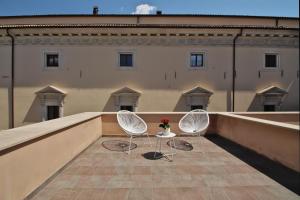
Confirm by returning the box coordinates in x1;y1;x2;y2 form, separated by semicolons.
0;35;298;48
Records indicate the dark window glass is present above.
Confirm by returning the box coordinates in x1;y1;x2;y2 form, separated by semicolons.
46;54;59;67
265;54;277;68
120;105;133;112
191;105;203;110
47;106;60;120
120;54;133;67
190;53;204;67
264;105;276;112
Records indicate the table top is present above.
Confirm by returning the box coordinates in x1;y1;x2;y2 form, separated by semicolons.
156;131;176;138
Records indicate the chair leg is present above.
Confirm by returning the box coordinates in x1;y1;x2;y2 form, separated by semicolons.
128;135;133;154
146;133;152;147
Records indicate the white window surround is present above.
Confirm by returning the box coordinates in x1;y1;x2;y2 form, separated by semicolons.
263;52;280;70
188;51;207;70
42;50;63;70
117;50;136;70
257;86;287;111
183;86;213;111
36;85;66;121
112;87;140;111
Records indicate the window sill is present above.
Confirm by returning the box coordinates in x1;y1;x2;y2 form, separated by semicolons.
188;66;207;71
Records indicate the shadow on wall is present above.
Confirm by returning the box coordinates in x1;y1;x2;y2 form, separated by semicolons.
206;134;300;195
102;95;116;112
281;82;299;111
247;95;262;111
173;95;187;112
23;96;42;123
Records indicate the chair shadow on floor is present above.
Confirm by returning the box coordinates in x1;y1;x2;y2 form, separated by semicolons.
205;134;300;195
102;140;137;152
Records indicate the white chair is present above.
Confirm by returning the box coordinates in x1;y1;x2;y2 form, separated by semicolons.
179;109;209;136
117;110;151;154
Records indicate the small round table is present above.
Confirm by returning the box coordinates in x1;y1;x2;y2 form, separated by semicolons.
154;131;176;161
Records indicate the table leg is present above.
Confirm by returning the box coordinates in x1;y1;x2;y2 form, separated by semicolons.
154;137;159;158
171;137;176;160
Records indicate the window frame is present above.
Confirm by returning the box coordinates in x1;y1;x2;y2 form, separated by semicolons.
46;105;60;120
264;104;276;112
43;50;62;70
188;51;206;70
190;105;204;111
118;52;135;69
264;53;280;69
120;105;134;112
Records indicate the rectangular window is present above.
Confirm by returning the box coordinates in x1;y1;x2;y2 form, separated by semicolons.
120;105;133;112
120;53;133;67
264;105;275;112
191;105;203;110
46;53;59;67
190;53;204;68
265;54;278;68
47;106;60;120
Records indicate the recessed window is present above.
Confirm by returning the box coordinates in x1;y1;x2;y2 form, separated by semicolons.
119;53;133;67
264;105;276;112
265;54;278;68
47;106;60;120
191;105;203;110
120;105;133;112
46;53;59;67
190;53;204;68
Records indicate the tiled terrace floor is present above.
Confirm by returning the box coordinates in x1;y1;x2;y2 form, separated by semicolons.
28;136;299;200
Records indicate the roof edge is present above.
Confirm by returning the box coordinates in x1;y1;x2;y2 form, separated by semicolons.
0;14;298;20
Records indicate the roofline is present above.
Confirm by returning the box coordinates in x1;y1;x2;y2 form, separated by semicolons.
0;24;298;30
0;14;298;20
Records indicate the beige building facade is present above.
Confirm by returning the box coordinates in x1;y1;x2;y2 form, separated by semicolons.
0;14;299;129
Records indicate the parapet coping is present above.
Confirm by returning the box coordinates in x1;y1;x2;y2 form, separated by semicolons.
219;112;299;131
0;111;298;152
0;112;101;152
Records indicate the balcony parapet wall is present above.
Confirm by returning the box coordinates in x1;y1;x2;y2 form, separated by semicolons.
216;113;299;172
0;111;298;200
0;112;102;200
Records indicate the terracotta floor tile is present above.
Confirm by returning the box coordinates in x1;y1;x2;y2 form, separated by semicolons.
27;137;299;200
102;188;130;200
152;188;181;200
127;188;152;200
49;188;79;200
75;189;105;200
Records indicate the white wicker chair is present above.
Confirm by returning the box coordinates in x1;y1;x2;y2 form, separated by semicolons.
179;109;209;136
117;110;151;154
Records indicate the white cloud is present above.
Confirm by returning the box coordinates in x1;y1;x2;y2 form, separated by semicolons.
132;4;157;14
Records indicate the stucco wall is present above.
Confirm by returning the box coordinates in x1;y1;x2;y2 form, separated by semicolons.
9;44;232;127
0;17;298;129
235;47;299;112
0;45;11;130
216;113;300;172
0;113;102;200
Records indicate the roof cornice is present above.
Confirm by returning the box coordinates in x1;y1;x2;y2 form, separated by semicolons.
0;14;298;20
0;24;298;30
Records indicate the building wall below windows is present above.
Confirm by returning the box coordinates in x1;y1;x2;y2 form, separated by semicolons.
0;46;11;130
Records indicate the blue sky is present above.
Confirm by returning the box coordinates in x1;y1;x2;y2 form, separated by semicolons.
0;0;299;17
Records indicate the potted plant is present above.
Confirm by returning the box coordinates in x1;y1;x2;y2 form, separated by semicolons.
159;118;171;135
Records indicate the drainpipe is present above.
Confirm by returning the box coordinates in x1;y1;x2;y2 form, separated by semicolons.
232;28;243;112
6;29;15;128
